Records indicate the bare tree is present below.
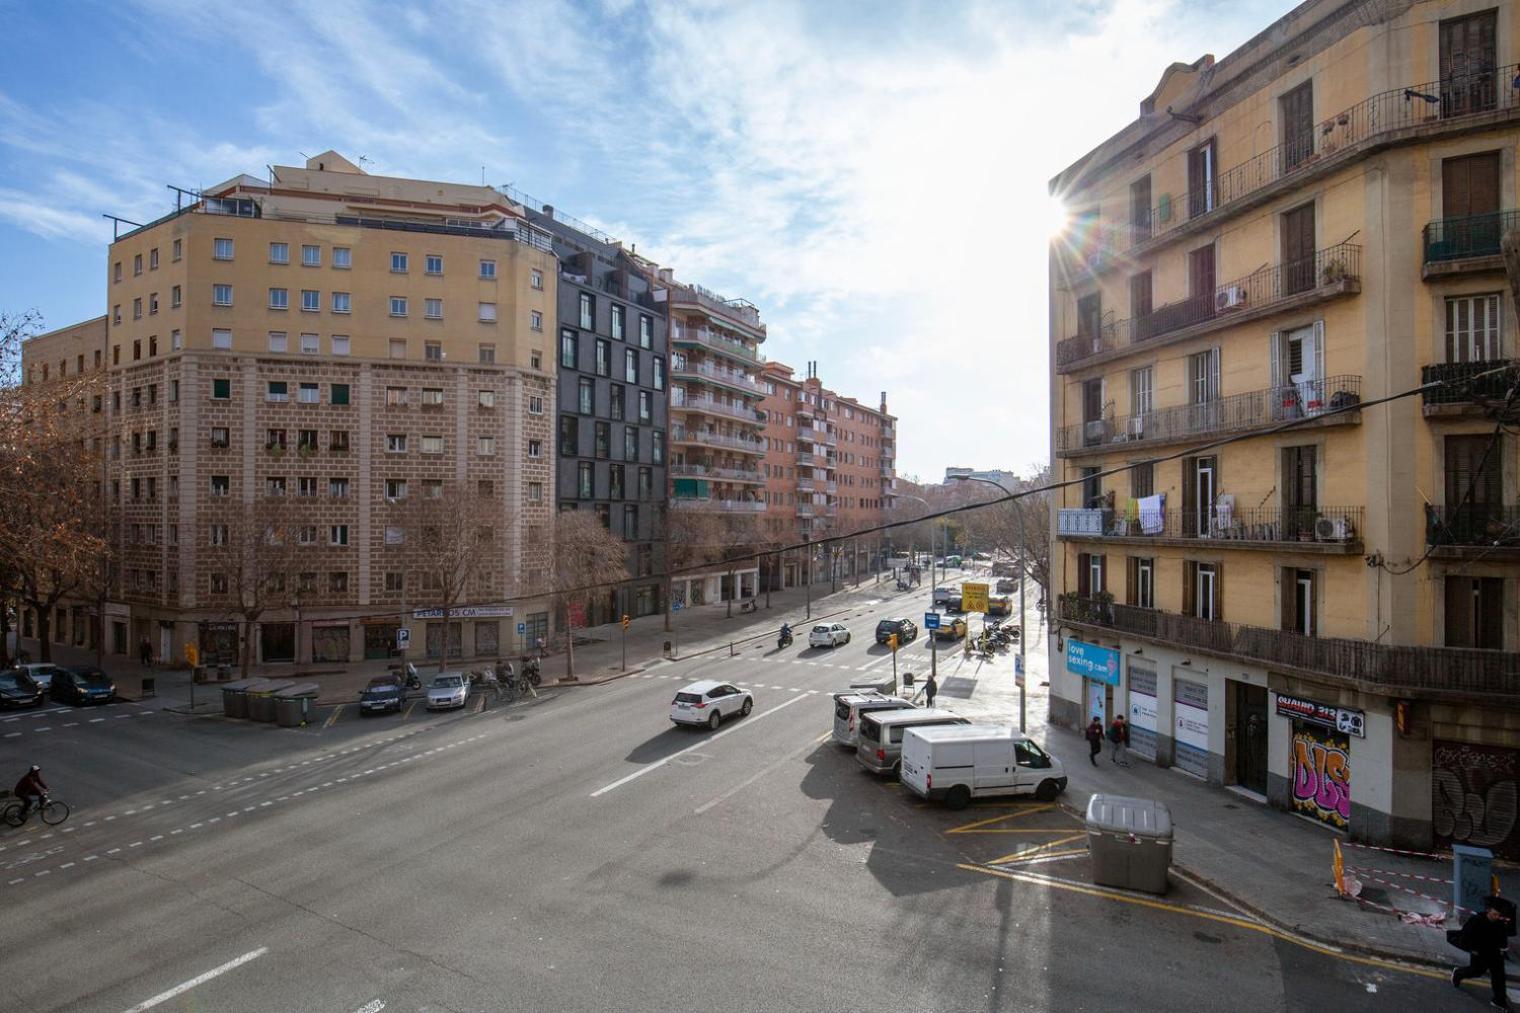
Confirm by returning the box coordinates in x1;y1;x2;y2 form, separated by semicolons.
664;509;727;630
210;498;305;678
956;468;1053;603
408;484;499;673
551;510;630;679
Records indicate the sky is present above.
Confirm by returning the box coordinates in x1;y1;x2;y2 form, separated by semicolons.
0;0;1287;481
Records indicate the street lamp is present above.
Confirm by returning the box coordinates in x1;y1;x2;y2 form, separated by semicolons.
950;474;1027;733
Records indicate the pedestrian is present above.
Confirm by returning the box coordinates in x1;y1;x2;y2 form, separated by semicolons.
1108;714;1131;766
924;672;938;707
139;635;152;668
1452;895;1515;1010
1085;717;1104;766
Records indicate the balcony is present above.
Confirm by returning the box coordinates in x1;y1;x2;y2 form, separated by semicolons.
797;478;815;492
670;359;763;395
1420;360;1518;416
1057;243;1361;372
671;497;766;514
824;480;838;494
670;323;763;363
669;463;765;484
675;394;763;424
1427;504;1520;558
824;430;838;445
670;285;766;336
1058;505;1364;554
1056;596;1519;702
670;427;765;454
797;502;816;518
1056;375;1363;456
797;428;819;444
1113;63;1520;261
797;451;822;467
1423;209;1520;278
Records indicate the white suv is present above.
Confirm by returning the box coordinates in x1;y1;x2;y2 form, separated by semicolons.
808;623;850;648
670;679;753;730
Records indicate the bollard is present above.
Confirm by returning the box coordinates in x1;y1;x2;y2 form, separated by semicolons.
730;641;735;657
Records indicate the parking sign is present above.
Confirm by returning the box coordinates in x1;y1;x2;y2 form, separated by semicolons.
517;622;526;635
396;628;411;650
923;612;941;630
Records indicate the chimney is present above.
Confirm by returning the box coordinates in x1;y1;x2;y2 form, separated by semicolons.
880;391;888;413
658;267;674;283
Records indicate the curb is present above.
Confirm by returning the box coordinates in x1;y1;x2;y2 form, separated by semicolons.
546;667;644;688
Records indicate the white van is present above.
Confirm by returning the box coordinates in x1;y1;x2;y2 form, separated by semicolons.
900;724;1068;809
832;691;915;748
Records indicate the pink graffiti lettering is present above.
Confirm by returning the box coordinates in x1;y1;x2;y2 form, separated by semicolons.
1292;735;1351;826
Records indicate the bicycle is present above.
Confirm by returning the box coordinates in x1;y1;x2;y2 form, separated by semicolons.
2;792;69;828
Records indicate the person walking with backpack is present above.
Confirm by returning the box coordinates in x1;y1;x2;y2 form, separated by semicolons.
1085;717;1104;766
1108;714;1131;766
1452;895;1515;1009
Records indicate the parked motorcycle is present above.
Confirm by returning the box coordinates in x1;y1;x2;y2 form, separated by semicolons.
895;580;911;592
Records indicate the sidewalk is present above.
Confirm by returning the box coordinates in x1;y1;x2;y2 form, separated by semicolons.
923;603;1507;970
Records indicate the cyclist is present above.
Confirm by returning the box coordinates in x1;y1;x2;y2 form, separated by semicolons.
14;764;47;819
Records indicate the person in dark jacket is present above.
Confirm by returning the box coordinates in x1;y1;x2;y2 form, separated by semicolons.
1085;717;1104;766
1453;895;1514;1009
924;673;938;708
14;764;48;819
1108;714;1131;766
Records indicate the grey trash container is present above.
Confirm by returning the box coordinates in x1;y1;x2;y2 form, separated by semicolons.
246;680;282;723
221;678;264;719
1085;794;1173;895
275;682;320;728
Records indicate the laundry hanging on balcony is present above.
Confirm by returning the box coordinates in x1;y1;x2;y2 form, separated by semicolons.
1139;494;1166;535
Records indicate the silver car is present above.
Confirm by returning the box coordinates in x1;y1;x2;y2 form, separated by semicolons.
426;672;470;710
856;708;969;776
832;692;915;748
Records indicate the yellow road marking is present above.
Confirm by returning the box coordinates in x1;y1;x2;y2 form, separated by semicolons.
404;701;417;720
990;833;1087;865
946;804;1061;834
958;863;1449;981
323;705;344;729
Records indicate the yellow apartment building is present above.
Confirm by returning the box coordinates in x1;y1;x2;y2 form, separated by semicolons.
1046;1;1519;852
24;151;559;667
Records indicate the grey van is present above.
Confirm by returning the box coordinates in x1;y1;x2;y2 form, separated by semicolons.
855;707;969;775
832;692;915;748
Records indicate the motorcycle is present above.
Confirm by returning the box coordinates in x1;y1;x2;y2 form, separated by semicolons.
403;663;422;691
778;631;794;649
895;580;911;592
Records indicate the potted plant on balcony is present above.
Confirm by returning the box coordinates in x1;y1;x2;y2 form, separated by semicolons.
1321;258;1348;285
297;443;315;460
265;442;286;459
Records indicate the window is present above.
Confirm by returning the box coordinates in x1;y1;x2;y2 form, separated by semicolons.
1127;557;1154;608
528;395;543;415
148;292;159;315
579;377;595;414
267;381;288;402
114;261;122;283
132;252;142;276
530;310;543;332
213;238;234;260
389;338;406;359
624;348;638;383
1183;561;1220;621
478;480;494;498
610;384;625;420
269;287;289;310
384;571;405;592
1282;567;1316;636
268;331;289;353
1280;80;1315;172
477;435;496;456
387;433;407;453
1445;293;1503;363
391;252;408;273
333;247;351;269
530;350;542;370
1129;174;1153;240
559;416;579;456
301;332;319;354
386;386;407;406
212;378;231;399
579;292;594;329
424;341;442;362
425;254;443;275
302;245;321;267
421;435;444;454
478;302;497;322
330;383;350;406
528;439;542;458
390;296;408;317
171;285;182;308
266;476;287;497
210;475;230;496
299;382;319;404
425;298;443;319
610;464;625;501
595;421;610;458
302;290;320;312
330;477;350;498
1077;552;1106;597
266;428;287;450
531;268;543;290
269;242;289;264
213;285;233;306
529;481;542;502
298;477;317;497
169;379;179;402
560;329;578;369
331;292;351;313
211;574;228;594
423;478;443;498
479;343;496;365
623;427;638;461
330;525;350;546
622;503;637;539
479;258;496;279
331;335;350;356
1446;576;1505;649
172;238;182;261
329;572;349;593
611;305;625;341
1131;461;1154;499
639;314;653;349
421;387;443;407
578;462;594;499
638;390;652;423
330;430;350;452
299;572;316;593
1281;202;1316;294
385;479;408;499
652;430;664;464
652;357;665;391
478;389;495;408
113;305;121;325
595;339;611;377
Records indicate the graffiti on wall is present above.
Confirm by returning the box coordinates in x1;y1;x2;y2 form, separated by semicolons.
1291;724;1351;828
1433;740;1520;861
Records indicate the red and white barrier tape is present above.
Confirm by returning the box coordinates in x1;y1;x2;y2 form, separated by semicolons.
1340;840;1450;861
1346;864;1453;886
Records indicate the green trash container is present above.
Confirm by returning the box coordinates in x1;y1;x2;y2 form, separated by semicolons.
221;678;265;719
274;683;320;727
246;680;282;723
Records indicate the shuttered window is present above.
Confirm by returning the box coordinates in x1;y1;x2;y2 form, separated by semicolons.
1439;10;1498;118
1442;152;1501;219
1280;81;1314;171
1281;202;1316;294
1445;576;1504;649
1444;294;1502;362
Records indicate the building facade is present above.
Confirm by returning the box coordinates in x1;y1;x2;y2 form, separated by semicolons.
1046;1;1519;852
25;151;559;666
523;203;668;625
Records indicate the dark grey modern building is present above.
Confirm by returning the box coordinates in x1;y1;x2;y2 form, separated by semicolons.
524;203;669;624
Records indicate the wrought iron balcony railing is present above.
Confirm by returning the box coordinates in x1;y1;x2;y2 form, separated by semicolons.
1420;360;1519;405
1057;504;1363;544
1427;504;1520;547
1423;208;1520;265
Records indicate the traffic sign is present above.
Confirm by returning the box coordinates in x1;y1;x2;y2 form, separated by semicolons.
1015;655;1024;675
517;622;526;635
923;612;941;630
673;602;684;612
961;582;989;613
396;628;411;649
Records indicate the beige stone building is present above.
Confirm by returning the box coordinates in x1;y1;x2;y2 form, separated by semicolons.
1047;2;1519;850
24;152;558;666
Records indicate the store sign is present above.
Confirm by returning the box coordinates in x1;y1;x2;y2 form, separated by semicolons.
1275;693;1364;738
1066;639;1119;685
411;605;513;620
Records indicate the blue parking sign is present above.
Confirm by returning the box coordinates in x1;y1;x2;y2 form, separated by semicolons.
923;612;941;630
517;622;526;635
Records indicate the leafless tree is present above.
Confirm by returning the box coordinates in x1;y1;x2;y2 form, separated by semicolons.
551;510;630;678
209;498;306;678
956;468;1053;603
407;484;500;673
663;509;727;630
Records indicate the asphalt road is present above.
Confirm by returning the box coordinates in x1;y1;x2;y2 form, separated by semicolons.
0;587;1475;1013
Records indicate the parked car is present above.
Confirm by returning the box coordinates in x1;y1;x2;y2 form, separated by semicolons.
875;617;918;645
991;562;1014;577
670;679;753;730
901;724;1068;808
809;623;851;648
932;617;968;641
0;669;44;709
855;708;969;776
51;667;115;705
426;672;471;710
995;578;1017;594
359;675;407;715
832;691;915;748
14;663;68;692
987;596;1012;616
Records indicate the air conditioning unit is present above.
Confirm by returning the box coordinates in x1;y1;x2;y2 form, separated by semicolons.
1216;286;1248;312
1315;516;1353;542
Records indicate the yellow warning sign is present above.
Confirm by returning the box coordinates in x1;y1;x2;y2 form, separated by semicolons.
961;582;989;613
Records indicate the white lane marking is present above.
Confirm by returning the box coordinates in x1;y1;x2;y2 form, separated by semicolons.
590;692;812;798
120;946;269;1012
353;1001;386;1013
